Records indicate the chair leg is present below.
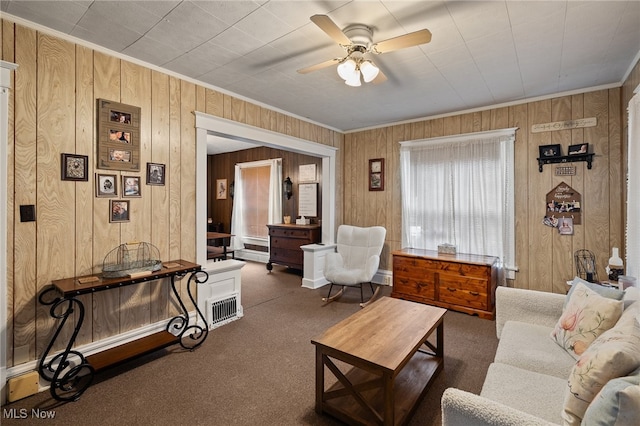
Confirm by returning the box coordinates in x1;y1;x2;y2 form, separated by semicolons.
322;284;345;303
359;283;382;308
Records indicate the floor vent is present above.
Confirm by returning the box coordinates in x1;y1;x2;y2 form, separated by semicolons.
206;294;239;329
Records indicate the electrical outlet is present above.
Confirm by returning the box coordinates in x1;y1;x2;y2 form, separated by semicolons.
383;275;392;285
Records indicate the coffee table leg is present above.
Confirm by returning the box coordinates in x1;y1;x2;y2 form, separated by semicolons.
436;321;444;358
383;373;394;426
315;348;325;414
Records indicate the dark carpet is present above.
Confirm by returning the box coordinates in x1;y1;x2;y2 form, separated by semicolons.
1;261;498;425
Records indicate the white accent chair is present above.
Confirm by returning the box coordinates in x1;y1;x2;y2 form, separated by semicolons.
322;225;386;307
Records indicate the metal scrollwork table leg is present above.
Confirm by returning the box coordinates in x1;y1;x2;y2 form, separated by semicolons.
38;286;95;402
166;270;210;349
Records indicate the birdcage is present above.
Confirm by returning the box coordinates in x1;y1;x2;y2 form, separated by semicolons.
102;241;162;278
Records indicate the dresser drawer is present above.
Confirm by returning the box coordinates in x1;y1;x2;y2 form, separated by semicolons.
393;273;436;300
438;275;488;309
270;248;302;265
269;227;313;239
269;237;305;250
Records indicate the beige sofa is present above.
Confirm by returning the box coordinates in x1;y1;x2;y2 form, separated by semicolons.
441;283;640;426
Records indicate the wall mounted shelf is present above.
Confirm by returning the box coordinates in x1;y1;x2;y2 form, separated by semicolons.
537;153;594;172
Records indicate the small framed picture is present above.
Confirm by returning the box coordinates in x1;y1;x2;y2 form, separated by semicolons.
109;200;130;223
216;179;227;200
558;217;574;235
96;173;117;197
122;175;141;197
568;143;589;155
369;158;384;191
61;153;89;181
146;162;165;186
538;144;562;158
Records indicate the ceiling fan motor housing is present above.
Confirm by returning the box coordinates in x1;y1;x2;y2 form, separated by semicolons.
343;24;374;52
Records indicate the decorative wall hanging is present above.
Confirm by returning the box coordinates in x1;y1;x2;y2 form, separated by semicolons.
96;173;117;197
546;182;581;225
299;164;317;182
61;153;89;181
97;99;141;171
146;162;165;186
122;175;141;197
109;200;130;223
531;117;596;133
369;158;384;191
216;179;227;200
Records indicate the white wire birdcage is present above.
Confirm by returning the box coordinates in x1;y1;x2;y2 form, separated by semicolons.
102;241;162;278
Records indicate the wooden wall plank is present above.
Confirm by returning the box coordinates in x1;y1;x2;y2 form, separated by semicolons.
168;76;182;316
550;96;574;294
74;44;95;346
92;51;121;340
4;20;17;367
510;104;530;287
180;80;197;309
12;23;37;364
150;71;171;323
36;34;76;354
583;90;611;280
119;60;152;333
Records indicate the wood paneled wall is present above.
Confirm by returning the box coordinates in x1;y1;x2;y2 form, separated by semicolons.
1;19;340;368
207;147;323;232
344;89;624;293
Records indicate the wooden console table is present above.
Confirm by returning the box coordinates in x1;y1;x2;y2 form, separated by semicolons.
391;248;498;319
312;297;446;425
38;260;207;402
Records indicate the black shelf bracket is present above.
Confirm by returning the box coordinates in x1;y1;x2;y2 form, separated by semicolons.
537;153;594;172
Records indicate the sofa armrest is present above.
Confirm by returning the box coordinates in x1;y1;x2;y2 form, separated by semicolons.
442;388;557;426
495;286;565;338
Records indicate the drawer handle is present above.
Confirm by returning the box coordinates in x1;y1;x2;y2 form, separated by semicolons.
418;282;429;288
469;291;479;296
446;287;457;292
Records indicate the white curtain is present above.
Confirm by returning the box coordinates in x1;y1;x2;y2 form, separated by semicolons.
230;158;282;251
627;89;640;277
400;128;517;279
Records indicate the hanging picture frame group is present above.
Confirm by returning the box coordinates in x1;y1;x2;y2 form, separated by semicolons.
97;99;141;171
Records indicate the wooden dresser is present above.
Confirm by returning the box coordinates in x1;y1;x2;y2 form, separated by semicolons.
391;248;499;319
267;224;321;271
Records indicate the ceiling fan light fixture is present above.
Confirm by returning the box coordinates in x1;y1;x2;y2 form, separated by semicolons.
337;58;357;80
344;70;362;87
360;60;379;83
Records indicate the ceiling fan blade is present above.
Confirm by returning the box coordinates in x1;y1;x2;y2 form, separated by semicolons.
297;58;341;74
372;29;432;54
310;14;352;46
372;69;387;84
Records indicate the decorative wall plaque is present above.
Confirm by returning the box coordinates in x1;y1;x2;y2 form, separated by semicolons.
546;182;581;225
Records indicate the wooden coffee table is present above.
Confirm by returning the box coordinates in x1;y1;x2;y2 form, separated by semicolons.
311;296;446;425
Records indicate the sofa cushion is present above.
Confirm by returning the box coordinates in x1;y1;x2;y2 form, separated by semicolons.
495;320;575;379
562;314;640;425
582;367;640;426
480;362;566;424
551;282;624;359
564;277;624;308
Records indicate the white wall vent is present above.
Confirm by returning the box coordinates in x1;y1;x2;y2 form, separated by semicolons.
206;293;240;329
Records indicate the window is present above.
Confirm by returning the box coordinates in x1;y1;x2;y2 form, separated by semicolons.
230;159;282;250
400;128;517;279
240;165;271;238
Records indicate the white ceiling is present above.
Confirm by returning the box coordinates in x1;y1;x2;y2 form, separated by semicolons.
2;1;639;133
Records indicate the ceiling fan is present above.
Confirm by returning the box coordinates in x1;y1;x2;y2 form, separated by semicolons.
298;14;432;87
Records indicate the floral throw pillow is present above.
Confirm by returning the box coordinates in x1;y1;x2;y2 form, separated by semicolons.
562;314;640;425
551;282;624;359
